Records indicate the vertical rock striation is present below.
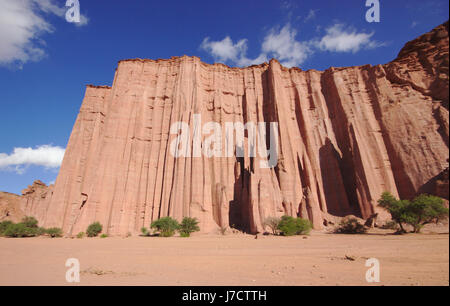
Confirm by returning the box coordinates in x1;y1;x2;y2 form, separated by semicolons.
22;22;449;236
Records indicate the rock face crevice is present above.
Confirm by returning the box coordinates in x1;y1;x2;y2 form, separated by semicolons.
22;22;449;236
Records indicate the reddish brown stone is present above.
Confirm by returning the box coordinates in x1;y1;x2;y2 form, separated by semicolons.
19;22;449;236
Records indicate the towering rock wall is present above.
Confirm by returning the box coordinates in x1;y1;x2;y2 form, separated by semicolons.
24;22;448;236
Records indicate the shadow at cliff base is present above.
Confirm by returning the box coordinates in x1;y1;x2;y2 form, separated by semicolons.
229;151;252;233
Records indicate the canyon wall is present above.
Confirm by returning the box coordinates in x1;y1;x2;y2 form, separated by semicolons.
22;22;449;236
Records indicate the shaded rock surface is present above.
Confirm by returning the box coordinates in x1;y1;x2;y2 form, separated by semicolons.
19;22;449;236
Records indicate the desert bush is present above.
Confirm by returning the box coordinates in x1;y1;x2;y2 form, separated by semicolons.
277;216;312;236
179;217;200;237
3;223;37;237
378;192;449;233
36;227;47;236
0;221;13;236
21;216;38;228
86;222;103;237
140;227;150;236
46;227;63;238
100;234;108;238
334;218;367;234
76;232;85;239
264;216;281;235
150;217;179;237
381;220;399;230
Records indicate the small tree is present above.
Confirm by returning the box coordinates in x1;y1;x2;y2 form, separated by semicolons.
378;192;449;233
334;218;367;234
179;217;200;237
46;227;63;238
264;216;281;235
86;222;103;237
277;216;312;236
151;217;179;237
378;192;408;233
405;194;449;233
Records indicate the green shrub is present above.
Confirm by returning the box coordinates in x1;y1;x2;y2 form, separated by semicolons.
381;220;399;230
277;216;312;236
86;222;103;237
0;221;13;236
21;216;38;228
179;217;200;237
76;232;85;239
334;218;367;234
3;223;36;237
100;234;108;238
378;192;449;233
36;227;47;236
264;216;281;235
140;227;150;236
150;217;179;237
46;227;63;238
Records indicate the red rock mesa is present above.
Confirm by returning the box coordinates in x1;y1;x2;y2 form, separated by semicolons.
20;22;449;236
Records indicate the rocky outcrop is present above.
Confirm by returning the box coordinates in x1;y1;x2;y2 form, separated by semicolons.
21;22;449;236
0;191;24;222
20;180;54;223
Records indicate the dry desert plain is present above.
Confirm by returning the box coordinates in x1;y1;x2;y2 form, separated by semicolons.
0;226;448;286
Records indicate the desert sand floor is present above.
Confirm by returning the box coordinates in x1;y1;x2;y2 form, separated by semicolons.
0;230;448;286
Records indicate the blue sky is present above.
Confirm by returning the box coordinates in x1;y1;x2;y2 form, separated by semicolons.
0;0;448;194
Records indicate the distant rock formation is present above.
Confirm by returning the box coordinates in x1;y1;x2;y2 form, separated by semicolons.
18;22;449;236
0;191;24;223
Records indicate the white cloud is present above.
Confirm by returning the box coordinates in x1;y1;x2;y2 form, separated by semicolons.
261;24;311;67
200;36;268;67
0;0;88;67
200;24;310;68
317;23;381;53
0;145;65;174
200;36;248;64
200;22;385;68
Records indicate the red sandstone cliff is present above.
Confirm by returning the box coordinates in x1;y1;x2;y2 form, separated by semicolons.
20;22;449;236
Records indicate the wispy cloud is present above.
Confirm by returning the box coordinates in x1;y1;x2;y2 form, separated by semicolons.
0;145;65;174
316;23;384;53
304;9;318;23
0;0;88;68
200;22;385;68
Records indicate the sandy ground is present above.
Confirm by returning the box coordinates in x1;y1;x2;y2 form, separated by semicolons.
0;229;448;286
